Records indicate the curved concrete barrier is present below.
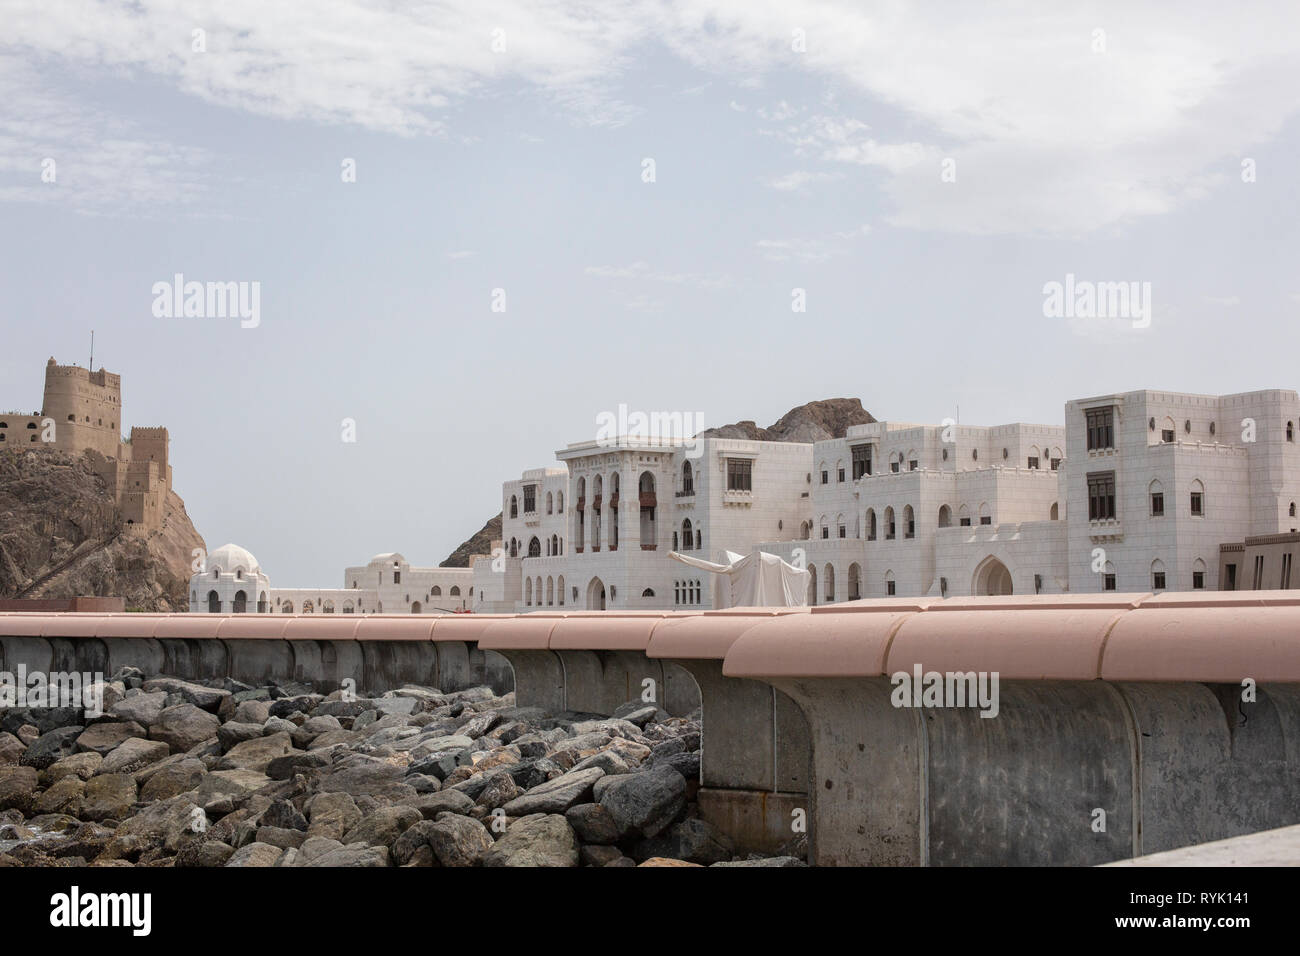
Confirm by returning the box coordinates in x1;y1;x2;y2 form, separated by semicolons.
6;595;1300;867
727;593;1300;865
647;608;807;853
478;615;567;712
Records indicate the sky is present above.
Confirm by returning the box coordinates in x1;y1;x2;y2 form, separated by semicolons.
2;1;1299;586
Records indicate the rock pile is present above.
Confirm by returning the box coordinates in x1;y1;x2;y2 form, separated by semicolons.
0;668;805;867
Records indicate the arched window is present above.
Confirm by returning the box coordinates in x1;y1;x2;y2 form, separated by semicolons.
1149;478;1165;517
302;600;315;614
546;576;554;606
207;590;220;613
281;600;294;613
866;509;877;541
958;503;970;527
681;460;694;495
848;563;861;600
695;528;701;550
884;570;896;596
258;591;268;613
557;575;565;606
807;565;818;606
1288;421;1294;442
525;578;532;605
672;531;679;550
557;491;564;513
1050;502;1059;520
1150;559;1167;591
528;537;541;558
432;585;442;597
233;590;248;613
938;504;952;528
682;519;693;551
1190;479;1205;517
547;491;554;514
836;513;846;539
450;585;461;596
323;599;335;614
1290;502;1297;518
903;504;915;538
642;588;655;597
509;538;518;558
509;494;518;518
978;502;991;525
884;506;895;540
1192;558;1207;590
551;534;559;555
820;515;829;540
639;471;657;547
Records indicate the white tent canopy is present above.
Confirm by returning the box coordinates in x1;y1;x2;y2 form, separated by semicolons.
669;548;810;608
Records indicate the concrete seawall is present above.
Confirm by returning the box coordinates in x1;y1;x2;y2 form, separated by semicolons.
4;590;1300;865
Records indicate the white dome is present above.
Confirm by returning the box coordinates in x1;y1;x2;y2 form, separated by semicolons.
369;552;405;566
207;543;261;575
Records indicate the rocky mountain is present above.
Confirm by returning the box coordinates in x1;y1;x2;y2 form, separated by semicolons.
698;397;876;443
441;399;876;564
0;448;205;611
440;513;501;568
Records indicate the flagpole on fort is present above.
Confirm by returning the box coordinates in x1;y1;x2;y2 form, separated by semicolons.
89;330;94;371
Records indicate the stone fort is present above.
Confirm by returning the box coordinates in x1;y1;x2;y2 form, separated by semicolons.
0;357;171;533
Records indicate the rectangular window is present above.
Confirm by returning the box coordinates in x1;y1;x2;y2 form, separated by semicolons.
1153;571;1166;590
1161;429;1175;443
886;518;895;540
851;445;872;479
1034;574;1043;594
908;460;918;471
1104;573;1116;591
837;467;845;482
959;517;972;527
891;461;900;473
905;518;915;538
1253;554;1265;589
822;526;829;539
838;525;845;538
523;485;536;512
1150;492;1164;517
726;458;752;492
1050;458;1061;470
1086;407;1115;451
1027;456;1040;469
886;580;896;596
393;571;400;584
1192;570;1205;590
1087;471;1116;521
979;516;992;525
1225;563;1237;591
821;470;828;484
1190;491;1204;516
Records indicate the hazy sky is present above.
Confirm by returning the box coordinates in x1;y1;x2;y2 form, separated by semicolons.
3;2;1299;586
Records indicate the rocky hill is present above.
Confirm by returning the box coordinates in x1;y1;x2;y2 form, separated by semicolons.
440;513;501;568
0;448;205;611
698;397;876;442
441;399;876;564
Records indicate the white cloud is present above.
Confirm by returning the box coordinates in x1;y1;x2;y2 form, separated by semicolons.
755;237;837;262
4;2;1300;233
585;260;732;288
764;169;842;191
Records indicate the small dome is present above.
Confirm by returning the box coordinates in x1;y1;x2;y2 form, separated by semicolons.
207;543;260;575
369;552;405;566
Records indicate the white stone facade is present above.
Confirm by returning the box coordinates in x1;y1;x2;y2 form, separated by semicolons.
191;387;1300;613
190;549;476;614
490;387;1300;609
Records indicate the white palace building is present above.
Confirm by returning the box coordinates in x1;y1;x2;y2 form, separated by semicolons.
192;387;1300;614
